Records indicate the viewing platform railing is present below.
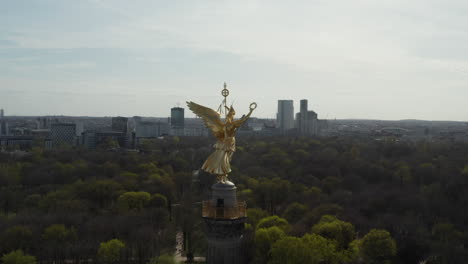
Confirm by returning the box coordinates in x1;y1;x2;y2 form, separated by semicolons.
202;201;247;219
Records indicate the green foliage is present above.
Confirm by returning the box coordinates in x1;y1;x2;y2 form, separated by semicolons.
304;203;343;226
39;190;79;212
462;165;468;175
360;229;397;264
269;234;339;264
147;254;177;264
394;164;412;185
256;215;290;233
82;180;124;208
0;164;22;185
23;194;41;208
432;222;462;243
42;224;77;245
282;202;307;223
149;193;168;208
3;136;468;263
2;225;33;251
322;176;342;194
118;171;139;189
98;239;125;264
246;208;269;227
254;227;286;264
1;250;36;264
117;191;151;211
311;215;356;250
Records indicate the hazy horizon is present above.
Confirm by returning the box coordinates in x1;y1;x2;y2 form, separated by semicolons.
2;1;468;121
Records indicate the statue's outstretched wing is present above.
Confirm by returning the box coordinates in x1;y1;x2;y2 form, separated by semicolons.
186;101;224;138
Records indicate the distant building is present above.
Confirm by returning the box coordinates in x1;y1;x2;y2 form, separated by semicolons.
81;130;127;149
184;124;209;137
0;109;8;136
31;129;50;138
82;131;97;149
96;131;126;148
0;136;34;150
112;117;128;134
37;117;52;129
171;107;185;129
277;100;294;133
0;122;9;136
296;99;319;136
51;123;76;147
135;121;169;138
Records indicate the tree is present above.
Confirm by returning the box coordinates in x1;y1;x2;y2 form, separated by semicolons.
254;226;285;264
117;191;151;211
394;164;412;186
42;224;77;263
98;239;125;264
1;250;36;264
82;180;123;208
311;215;355;250
360;229;397;264
304;203;343;227
42;224;77;245
246;208;269;227
282;202;307;223
268;234;339;264
256;216;290;233
2;225;33;252
148;193;168;208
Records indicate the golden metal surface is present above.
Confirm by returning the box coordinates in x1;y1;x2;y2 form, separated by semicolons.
202;200;247;219
187;83;256;183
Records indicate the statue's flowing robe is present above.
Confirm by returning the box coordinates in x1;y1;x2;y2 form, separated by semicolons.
202;136;235;175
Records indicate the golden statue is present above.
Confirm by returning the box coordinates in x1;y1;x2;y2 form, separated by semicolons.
187;83;257;183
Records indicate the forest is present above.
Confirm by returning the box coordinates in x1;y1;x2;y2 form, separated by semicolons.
1;135;468;264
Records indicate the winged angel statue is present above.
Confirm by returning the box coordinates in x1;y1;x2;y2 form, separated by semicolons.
187;98;256;183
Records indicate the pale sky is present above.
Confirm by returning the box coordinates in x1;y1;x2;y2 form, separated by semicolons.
1;0;468;120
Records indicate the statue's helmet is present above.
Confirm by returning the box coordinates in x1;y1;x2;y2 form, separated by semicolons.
226;105;236;119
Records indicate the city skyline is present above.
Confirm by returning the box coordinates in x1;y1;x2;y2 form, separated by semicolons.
2;1;468;121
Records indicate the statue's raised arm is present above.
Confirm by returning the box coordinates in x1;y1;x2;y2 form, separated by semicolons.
233;102;257;128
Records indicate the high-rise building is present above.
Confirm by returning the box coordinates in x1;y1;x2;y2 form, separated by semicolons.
111;117;128;134
276;100;294;132
296;99;319;136
51;123;76;147
0;109;8;136
171;107;185;129
0;122;8;136
300;99;308;114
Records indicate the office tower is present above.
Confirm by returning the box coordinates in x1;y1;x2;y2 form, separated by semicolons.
112;117;128;134
276;100;294;132
0;109;8;136
300;99;308;114
51;123;77;147
171;107;185;129
296;99;319;136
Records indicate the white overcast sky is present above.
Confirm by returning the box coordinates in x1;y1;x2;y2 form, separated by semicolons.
1;0;468;120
